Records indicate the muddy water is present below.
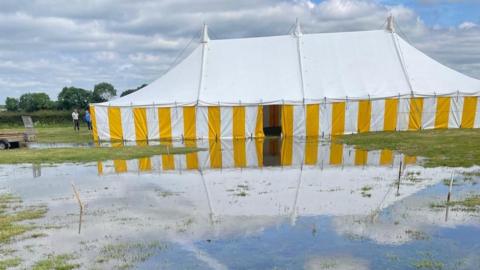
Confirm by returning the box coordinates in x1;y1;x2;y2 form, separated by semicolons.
1;139;479;269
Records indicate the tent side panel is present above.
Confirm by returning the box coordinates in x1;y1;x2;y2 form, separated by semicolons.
133;108;148;141
383;98;398;131
158;107;172;140
408;98;424;131
183;106;196;139
434;97;451;129
121;107;135;141
108;107;124;141
421;97;436;130
146;107;160;141
345;101;358;134
89;105;99;141
370;99;385;132
233;107;246;139
281;105;294;137
305;104;320;137
357;100;372;133
331;102;346;136
293;105;306;137
461;97;478;128
255;106;265;138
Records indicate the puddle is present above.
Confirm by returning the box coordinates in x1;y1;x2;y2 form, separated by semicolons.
0;138;479;269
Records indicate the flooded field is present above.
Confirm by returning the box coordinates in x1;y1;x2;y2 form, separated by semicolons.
1;139;479;269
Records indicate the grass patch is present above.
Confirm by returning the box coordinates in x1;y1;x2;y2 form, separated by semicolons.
0;193;47;244
360;185;372;198
0;125;92;144
0;257;22;269
0;144;198;164
336;129;480;167
430;194;480;212
32;254;79;270
95;241;167;270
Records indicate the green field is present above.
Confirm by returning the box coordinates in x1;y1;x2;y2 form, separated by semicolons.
336;129;480;167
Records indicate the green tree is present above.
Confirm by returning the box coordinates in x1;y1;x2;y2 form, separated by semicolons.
92;82;116;102
18;93;53;112
5;97;19;111
120;83;147;97
57;87;93;110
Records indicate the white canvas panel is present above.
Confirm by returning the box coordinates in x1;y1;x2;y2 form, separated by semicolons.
246;139;259;167
319;102;332;138
170;106;184;140
344;101;358;134
370;99;385;132
396;98;410;131
449;96;462;128
200;35;303;104
196;107;209;140
94;106;110;141
220;107;233;139
245;106;258;138
121;107;135;141
421;97;436;130
221;140;234;168
293;106;306;137
146;107;159;141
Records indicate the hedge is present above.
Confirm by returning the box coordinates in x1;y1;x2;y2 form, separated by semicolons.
0;110;81;127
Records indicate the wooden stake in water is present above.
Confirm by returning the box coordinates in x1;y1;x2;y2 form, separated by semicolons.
445;171;455;222
396;160;403;196
71;182;85;234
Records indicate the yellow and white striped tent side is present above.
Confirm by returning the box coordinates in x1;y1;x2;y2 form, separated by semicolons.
90;95;479;141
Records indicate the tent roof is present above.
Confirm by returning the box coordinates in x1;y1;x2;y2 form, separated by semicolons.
100;29;480;107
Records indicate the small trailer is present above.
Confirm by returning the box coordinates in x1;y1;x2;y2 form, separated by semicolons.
0;116;36;150
0;132;30;149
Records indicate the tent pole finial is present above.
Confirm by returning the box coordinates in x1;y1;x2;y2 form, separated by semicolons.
294;18;303;37
386;15;395;33
201;23;210;43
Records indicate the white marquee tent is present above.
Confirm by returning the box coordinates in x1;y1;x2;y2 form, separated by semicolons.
90;18;480;142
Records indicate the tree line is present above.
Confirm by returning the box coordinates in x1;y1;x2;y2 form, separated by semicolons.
4;83;147;112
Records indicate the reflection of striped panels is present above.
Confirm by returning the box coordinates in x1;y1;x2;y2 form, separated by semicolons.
97;139;416;175
91;96;479;141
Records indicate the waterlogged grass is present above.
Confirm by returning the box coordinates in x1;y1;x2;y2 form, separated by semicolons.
0;144;198;164
430;194;480;212
337;129;480;167
0;257;22;269
0;193;47;244
95;241;167;270
32;254;79;270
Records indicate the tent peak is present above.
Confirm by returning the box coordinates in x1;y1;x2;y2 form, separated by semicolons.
294;18;303;37
386;15;395;33
201;23;210;43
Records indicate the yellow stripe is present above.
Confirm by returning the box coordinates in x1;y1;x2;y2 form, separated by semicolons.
208;106;221;140
138;157;152;172
158;107;172;140
161;141;175;170
183;106;196;139
434;97;450;129
306;104;320;137
329;143;343;165
233;107;246;139
90;106;98;141
97;161;103;175
209;140;222;168
461;96;478;128
255;105;265;138
379;149;393;166
331;102;346;136
233;139;247;168
408;97;424;131
108;107;123;141
255;138;264;167
304;138;318;165
185;140;199;169
281;138;293;166
114;160;127;173
281;105;294;137
133;108;148;141
383;98;398;131
404;155;417;165
354;149;368;166
357;100;371;133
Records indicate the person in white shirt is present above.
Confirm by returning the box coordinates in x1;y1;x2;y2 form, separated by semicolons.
72;109;80;131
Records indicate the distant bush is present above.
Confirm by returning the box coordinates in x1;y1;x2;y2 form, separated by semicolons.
0;110;75;127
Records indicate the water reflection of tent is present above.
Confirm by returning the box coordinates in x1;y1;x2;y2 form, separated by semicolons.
97;139;416;175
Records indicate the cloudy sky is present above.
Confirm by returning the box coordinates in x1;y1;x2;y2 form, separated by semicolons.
0;0;479;102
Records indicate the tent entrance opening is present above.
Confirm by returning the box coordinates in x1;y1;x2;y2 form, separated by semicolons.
263;105;282;136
